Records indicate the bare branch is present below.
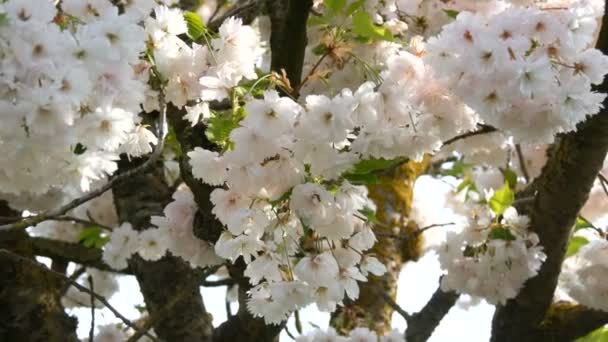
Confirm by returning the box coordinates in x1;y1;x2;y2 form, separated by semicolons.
441;124;498;147
540;302;608;341
405;281;459;342
0;91;168;232
88;275;95;342
0;249;157;341
375;222;454;241
515;144;531;183
379;290;411;321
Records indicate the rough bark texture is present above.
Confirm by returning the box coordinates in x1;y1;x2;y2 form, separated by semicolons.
331;159;429;335
268;0;313;89
0;230;78;342
405;284;459;342
539;302;608;341
112;159;215;342
490;10;608;339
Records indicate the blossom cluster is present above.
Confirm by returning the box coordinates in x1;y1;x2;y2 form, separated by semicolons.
296;327;404;342
142;5;263;119
561;239;608;311
438;196;546;305
0;0;158;205
103;186;223;270
425;2;608;143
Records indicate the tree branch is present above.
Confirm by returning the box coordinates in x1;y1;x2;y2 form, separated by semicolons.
0;249;156;341
268;0;314;90
490;13;608;338
539;302;608;341
441;124;498;147
405;281;459;342
207;0;262;32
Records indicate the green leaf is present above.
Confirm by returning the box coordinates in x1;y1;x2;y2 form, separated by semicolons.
489;182;515;216
348;157;404;175
443;9;460;19
441;160;471;178
576;327;608;342
457;178;473;193
0;13;7;26
324;0;346;14
566;236;589;258
345;0;365;16
358;207;381;225
78;226;110;249
165;126;183;158
343;172;379;185
575;216;593;231
184;11;206;41
351;10;393;41
312;43;329;56
489;226;517;241
205;109;243;149
308;14;331;27
502;168;518;189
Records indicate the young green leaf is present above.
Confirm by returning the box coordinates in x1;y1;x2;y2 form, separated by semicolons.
324;0;346;14
184;11;206;41
348;157;404;175
489;182;515;215
489;227;517;241
443;9;460;19
565;236;589;258
351;10;393;41
78;226;110;249
574;216;594;231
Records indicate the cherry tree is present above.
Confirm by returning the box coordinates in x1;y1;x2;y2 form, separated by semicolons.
1;0;608;341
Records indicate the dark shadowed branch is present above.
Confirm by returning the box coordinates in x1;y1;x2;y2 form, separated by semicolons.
405;281;460;342
490;10;608;340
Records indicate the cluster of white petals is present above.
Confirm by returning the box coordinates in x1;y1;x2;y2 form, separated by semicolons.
561;239;608;311
0;0;157;204
425;1;608;143
438;200;546;304
296;327;404;342
103;186;223;269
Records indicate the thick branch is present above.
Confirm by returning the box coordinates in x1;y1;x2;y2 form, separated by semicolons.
28;236;128;273
207;0;262;32
490;14;608;338
0;248;78;342
540;302;608;341
112;158;215;342
212;261;284;342
268;0;314;89
405;283;459;342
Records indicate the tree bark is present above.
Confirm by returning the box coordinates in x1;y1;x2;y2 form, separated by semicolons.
0;230;78;342
112;159;215;342
490;19;608;339
331;159;429;335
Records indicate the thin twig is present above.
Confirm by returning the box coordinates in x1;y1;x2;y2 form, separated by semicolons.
0;249;157;341
88;275;95;342
598;173;608;198
515;144;531;183
379;290;411;321
52;216;113;231
441;124;498;147
62;266;87;294
0;91;167;232
293;52;329;96
376;222;454;240
200;278;234;287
